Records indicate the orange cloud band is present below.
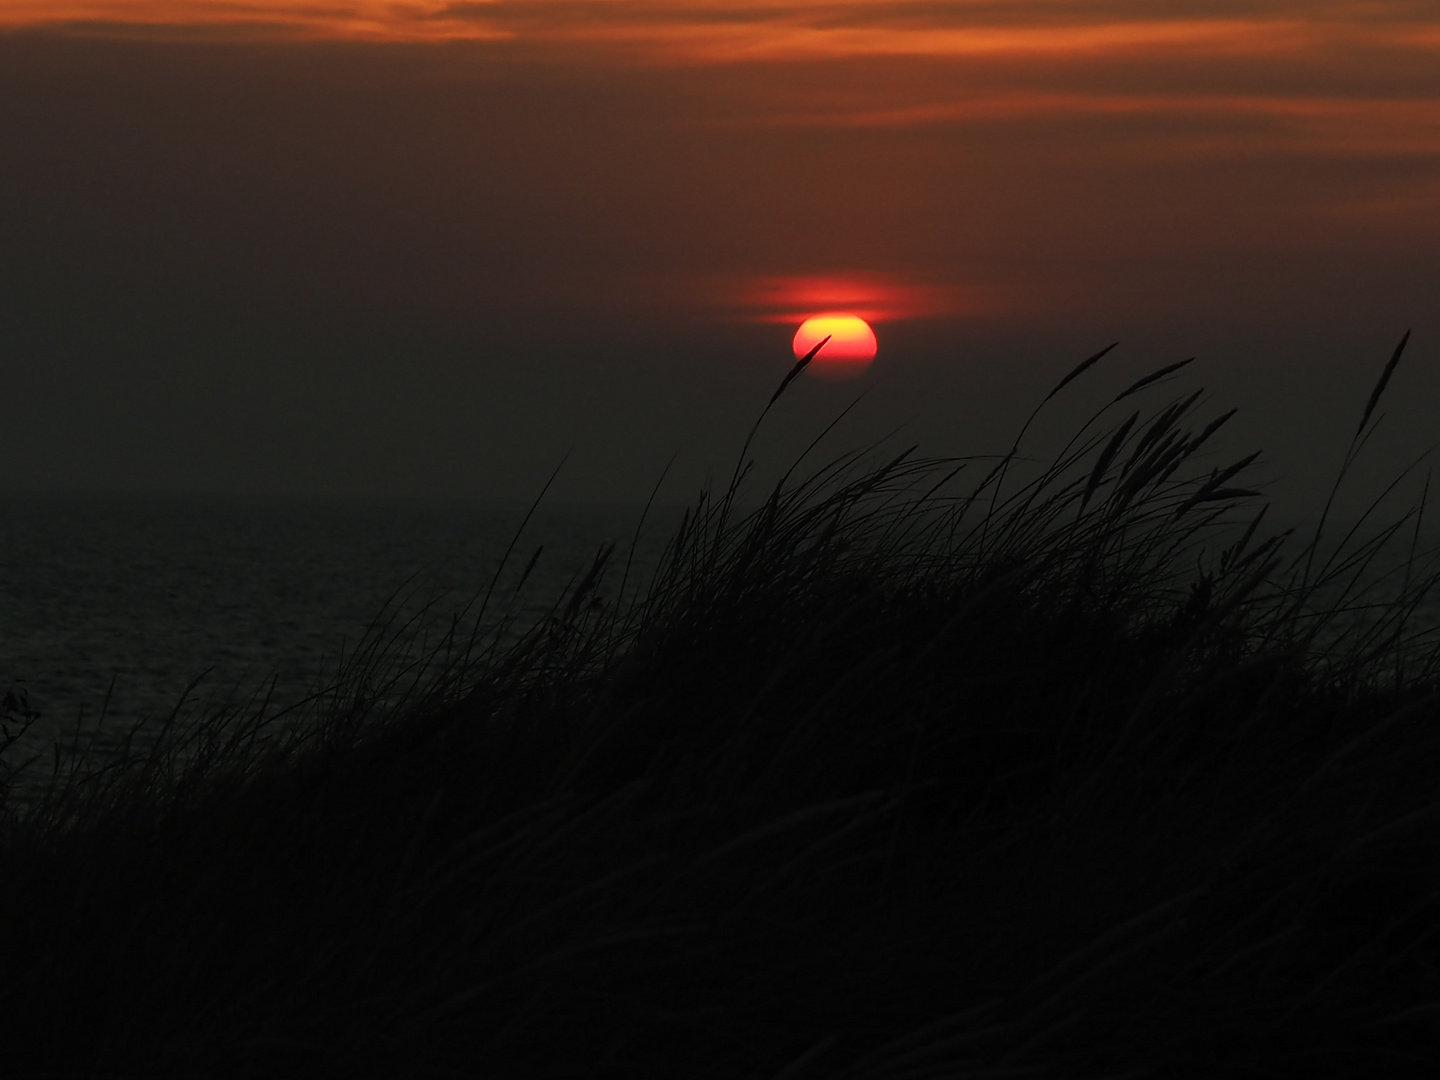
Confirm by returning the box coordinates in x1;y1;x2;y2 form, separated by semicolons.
0;2;506;42
7;2;1440;60
732;91;1440;157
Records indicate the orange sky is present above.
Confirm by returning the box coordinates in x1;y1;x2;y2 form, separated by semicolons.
5;3;1437;320
7;2;1440;55
8;3;1431;255
1;1;1437;501
5;4;1436;174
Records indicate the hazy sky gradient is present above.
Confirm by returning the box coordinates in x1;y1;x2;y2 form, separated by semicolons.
2;1;1437;513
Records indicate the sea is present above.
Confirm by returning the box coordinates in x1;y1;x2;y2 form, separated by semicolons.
0;492;681;810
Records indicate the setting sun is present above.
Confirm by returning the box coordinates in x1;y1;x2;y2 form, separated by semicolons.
793;313;878;381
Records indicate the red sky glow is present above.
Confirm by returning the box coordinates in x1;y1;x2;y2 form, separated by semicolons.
722;274;987;325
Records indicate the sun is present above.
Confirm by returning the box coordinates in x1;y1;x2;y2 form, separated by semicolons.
793;313;878;380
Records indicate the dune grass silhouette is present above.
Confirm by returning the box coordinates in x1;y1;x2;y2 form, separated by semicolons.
1;334;1438;1077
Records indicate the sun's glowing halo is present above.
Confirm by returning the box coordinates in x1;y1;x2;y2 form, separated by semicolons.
793;313;877;380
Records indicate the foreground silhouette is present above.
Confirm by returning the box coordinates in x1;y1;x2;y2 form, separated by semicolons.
2;335;1436;1077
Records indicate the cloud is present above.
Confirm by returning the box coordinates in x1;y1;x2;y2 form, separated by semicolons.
0;3;505;42
9;3;1438;157
709;272;995;324
727;90;1440;159
442;2;1440;66
7;1;1440;60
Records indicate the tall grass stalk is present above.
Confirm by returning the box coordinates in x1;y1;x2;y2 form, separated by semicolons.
2;337;1438;1077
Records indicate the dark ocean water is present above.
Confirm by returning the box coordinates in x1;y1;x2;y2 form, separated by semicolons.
0;493;680;806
